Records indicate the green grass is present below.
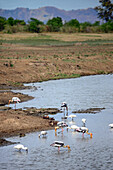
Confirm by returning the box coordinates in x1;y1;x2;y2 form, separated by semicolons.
1;36;113;47
51;73;81;79
1;38;75;46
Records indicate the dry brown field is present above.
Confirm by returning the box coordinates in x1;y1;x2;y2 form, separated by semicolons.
0;32;113;139
0;32;113;87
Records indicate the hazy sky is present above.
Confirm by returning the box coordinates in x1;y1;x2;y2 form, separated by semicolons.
0;0;100;10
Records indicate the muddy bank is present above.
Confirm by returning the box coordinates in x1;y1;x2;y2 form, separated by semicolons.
72;107;105;114
0;138;18;147
0;107;60;139
0;91;34;106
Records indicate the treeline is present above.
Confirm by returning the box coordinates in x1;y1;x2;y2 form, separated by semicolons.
0;16;113;33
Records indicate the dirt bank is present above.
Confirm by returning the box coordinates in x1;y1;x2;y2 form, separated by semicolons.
0;108;60;138
0;33;113;142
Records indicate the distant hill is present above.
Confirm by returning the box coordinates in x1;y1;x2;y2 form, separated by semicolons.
0;6;99;23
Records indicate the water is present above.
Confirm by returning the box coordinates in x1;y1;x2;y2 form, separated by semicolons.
1;74;113;170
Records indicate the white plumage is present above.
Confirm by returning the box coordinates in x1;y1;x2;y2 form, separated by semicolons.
82;118;86;127
38;131;47;137
109;124;113;128
68;114;76;120
57;121;68;127
12;97;21;103
8;97;21;109
14;144;28;152
82;118;86;123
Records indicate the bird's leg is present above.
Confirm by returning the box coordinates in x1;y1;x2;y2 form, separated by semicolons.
14;102;16;110
82;133;84;138
58;147;60;152
61;127;64;133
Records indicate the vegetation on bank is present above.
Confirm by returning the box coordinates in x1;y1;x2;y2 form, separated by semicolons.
0;16;113;34
0;0;113;34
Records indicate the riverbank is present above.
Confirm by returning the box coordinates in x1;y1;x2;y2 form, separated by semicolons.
0;107;60;139
0;32;113;143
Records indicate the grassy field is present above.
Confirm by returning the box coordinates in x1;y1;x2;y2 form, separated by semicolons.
0;32;113;87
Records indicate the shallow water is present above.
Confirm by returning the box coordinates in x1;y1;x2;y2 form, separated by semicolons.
1;74;113;170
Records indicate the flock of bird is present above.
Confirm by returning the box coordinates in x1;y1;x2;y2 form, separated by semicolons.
12;101;113;152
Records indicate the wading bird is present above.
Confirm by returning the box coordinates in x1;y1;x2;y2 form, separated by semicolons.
82;118;86;127
109;123;113;128
55;121;68;135
38;131;47;138
8;97;21;109
61;102;68;111
76;126;92;138
68;114;76;121
14;144;28;152
67;125;92;138
50;141;71;151
57;121;68;127
67;125;79;131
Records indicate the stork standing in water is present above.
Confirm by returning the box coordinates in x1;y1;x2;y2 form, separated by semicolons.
61;102;68;118
68;114;76;121
50;141;71;152
14;144;28;152
55;121;68;135
67;124;92;138
8;97;21;110
76;126;93;138
38;131;47;138
82;118;86;127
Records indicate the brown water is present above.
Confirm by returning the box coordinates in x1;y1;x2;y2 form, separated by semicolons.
1;74;113;170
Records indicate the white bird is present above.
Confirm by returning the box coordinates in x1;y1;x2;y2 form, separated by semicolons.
109;124;113;128
82;118;86;127
61;102;68;111
71;125;79;130
68;114;76;121
57;121;68;127
38;131;47;138
76;126;92;138
14;144;28;152
50;141;70;151
67;125;79;132
8;97;21;109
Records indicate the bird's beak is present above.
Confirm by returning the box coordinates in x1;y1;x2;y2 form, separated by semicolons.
90;133;93;138
64;145;71;150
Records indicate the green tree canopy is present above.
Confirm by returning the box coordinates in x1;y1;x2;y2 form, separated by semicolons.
28;18;44;32
95;0;113;22
13;19;26;25
64;19;80;28
47;17;63;32
7;17;14;26
0;16;6;31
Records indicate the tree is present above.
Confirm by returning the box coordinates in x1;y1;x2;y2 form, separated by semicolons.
7;17;14;26
47;17;63;32
0;16;6;31
28;18;44;33
95;0;113;22
65;19;80;28
13;19;26;25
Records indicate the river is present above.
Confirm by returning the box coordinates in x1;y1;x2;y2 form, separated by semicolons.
0;74;113;170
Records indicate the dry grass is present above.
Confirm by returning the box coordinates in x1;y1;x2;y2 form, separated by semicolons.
0;32;113;87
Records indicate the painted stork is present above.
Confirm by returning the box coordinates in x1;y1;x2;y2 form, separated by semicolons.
50;141;71;151
8;97;21;109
